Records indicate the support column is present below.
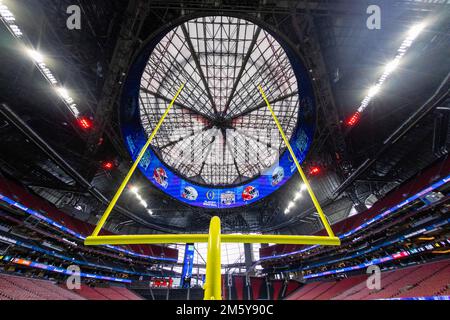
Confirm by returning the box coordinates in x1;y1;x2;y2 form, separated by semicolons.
244;243;254;272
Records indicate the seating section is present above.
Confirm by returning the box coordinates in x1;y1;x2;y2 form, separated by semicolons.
0;274;85;300
71;284;143;300
285;281;322;300
111;286;143;300
261;157;450;259
398;264;450;297
331;277;372;300
29;278;85;300
71;285;109;300
287;259;450;300
284;280;301;298
92;287;130;300
298;282;337;300
0;273;142;300
315;275;367;300
0;177;178;260
366;260;449;300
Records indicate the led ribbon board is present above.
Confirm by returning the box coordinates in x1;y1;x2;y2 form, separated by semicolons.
120;15;316;209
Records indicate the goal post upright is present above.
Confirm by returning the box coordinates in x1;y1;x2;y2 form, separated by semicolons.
257;84;336;238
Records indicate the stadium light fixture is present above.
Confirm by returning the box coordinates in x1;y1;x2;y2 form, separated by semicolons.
346;111;361;126
384;58;400;74
56;87;69;97
56;87;75;104
309;166;321;175
284;184;309;213
367;85;380;98
0;4;14;21
25;49;59;86
101;161;114;170
350;21;427;123
140;200;147;208
76;116;93;130
130;186;139;195
0;1;23;38
1;1;81;117
27;49;44;63
408;22;426;40
128;185;152;212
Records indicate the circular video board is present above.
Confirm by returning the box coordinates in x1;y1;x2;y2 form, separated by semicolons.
120;15;316;209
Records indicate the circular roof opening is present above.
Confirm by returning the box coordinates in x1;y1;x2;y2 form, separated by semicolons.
121;14;316;209
139;16;300;187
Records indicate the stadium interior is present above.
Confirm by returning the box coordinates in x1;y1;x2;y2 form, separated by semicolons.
0;0;449;302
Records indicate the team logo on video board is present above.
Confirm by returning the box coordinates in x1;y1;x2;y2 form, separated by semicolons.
271;166;284;186
242;186;259;201
153;167;168;189
181;186;198;201
296;129;309;155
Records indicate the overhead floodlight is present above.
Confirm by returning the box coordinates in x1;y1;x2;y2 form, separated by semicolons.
76;116;93;130
0;1;80;117
130;186;139;194
351;20;427;122
346;111;361;127
56;87;69;98
101;161;114;170
309;166;321;175
140;200;147;208
0;5;14;20
384;59;400;74
407;22;426;40
56;87;74;104
27;49;44;63
0;2;22;37
367;85;380;98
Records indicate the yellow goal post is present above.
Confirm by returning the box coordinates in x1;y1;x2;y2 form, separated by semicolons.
84;83;340;300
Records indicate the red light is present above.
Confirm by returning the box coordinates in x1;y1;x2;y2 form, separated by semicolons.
346;112;361;126
77;117;93;130
101;161;114;170
309;166;321;175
